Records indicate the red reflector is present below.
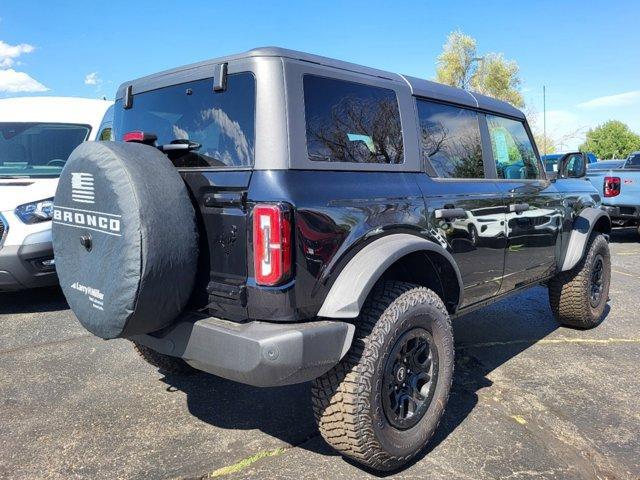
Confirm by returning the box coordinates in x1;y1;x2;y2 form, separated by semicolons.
604;176;621;197
253;204;292;286
123;130;157;145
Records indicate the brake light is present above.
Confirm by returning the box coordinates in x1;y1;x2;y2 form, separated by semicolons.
253;204;292;286
123;130;157;145
604;176;621;197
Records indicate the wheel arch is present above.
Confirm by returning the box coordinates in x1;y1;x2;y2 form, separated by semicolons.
561;207;611;272
317;233;463;318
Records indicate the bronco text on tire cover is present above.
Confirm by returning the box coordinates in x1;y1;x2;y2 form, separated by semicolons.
51;141;198;339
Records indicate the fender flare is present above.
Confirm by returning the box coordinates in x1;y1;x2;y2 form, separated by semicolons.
561;207;611;272
317;233;463;319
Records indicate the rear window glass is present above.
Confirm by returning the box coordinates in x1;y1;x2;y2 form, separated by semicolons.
114;73;255;168
303;75;403;164
625;153;640;169
417;100;483;178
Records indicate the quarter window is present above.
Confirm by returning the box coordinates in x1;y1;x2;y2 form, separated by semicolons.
417;100;484;178
487;115;540;179
304;75;403;164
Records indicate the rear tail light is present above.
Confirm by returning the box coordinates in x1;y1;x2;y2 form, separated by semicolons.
604;176;621;197
253;204;292;286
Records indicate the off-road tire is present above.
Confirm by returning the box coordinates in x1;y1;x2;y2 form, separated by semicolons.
469;225;479;246
131;341;196;374
311;281;454;471
548;233;611;329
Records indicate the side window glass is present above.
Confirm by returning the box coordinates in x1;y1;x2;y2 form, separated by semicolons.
98;127;113;141
417;100;483;178
487;115;540;179
304;75;403;164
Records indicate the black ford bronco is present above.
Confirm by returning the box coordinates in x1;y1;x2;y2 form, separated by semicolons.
52;48;612;471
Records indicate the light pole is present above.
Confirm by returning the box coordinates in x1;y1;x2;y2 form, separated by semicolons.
543;85;547;155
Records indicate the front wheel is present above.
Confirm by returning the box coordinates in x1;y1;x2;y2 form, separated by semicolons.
469;225;479;246
311;281;454;471
548;233;611;328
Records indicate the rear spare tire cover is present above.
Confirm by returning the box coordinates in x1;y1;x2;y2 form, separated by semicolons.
52;141;198;339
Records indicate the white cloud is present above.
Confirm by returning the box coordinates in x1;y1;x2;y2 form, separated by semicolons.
578;90;640;108
0;40;34;68
0;37;48;93
200;107;252;163
0;68;48;93
172;125;189;140
84;71;101;86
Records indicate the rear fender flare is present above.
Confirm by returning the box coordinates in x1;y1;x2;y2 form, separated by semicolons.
561;207;611;271
317;233;463;318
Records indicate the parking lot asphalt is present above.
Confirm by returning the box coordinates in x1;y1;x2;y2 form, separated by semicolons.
1;229;639;480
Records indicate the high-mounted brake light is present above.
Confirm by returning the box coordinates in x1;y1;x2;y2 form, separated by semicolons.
253;204;292;286
604;176;621;197
123;130;157;145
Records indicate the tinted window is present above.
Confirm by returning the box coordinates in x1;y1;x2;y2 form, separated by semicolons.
487;115;540;179
625;153;640;169
541;154;561;173
98;127;113;141
0;122;90;178
417;100;483;178
304;75;403;164
114;73;255;168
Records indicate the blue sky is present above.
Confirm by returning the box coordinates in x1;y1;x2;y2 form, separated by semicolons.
1;0;638;149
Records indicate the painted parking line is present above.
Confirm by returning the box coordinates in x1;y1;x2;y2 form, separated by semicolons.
459;337;640;349
612;269;640;279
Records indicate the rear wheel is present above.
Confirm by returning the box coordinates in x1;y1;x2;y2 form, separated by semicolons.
548;233;611;328
311;281;454;471
131;341;196;374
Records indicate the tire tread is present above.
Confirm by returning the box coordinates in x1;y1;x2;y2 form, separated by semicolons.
311;281;452;471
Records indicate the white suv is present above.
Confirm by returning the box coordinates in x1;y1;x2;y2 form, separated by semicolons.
0;97;113;291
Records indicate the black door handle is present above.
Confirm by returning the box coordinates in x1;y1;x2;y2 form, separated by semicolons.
434;207;467;220
509;203;530;214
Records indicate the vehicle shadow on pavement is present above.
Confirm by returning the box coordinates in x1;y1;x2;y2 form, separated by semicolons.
161;372;318;448
608;227;638;244
0;286;68;314
159;285;608;476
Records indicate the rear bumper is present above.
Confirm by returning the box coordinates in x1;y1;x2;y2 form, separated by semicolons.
602;204;640;223
0;242;57;291
131;314;355;387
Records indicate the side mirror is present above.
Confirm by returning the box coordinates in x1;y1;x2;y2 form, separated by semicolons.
557;152;587;179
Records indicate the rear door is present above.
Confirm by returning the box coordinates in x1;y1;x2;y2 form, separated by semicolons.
113;71;256;317
486;114;564;291
415;100;507;307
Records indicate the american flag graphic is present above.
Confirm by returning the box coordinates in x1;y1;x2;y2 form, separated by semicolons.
71;173;95;204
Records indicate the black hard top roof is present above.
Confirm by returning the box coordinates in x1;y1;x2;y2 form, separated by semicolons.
116;47;525;120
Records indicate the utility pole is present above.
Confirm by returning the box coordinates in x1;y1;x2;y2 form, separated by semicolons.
543;85;547;155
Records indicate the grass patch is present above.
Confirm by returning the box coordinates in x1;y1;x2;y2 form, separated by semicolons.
205;447;286;478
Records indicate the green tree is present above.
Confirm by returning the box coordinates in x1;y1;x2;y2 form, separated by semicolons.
435;30;524;108
533;132;557;155
435;30;478;89
579;120;640;159
470;53;523;108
